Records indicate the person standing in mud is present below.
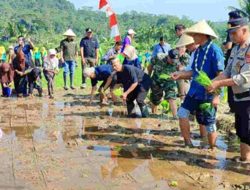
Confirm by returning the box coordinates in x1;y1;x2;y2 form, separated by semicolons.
43;49;59;99
176;34;208;139
60;29;78;90
104;58;151;118
15;67;43;97
148;50;178;119
224;10;246;114
171;20;224;149
206;17;250;162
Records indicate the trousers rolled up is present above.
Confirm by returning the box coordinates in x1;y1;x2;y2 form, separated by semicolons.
126;86;148;117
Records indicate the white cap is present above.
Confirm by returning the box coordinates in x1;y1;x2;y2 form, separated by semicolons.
83;67;95;77
128;29;136;35
49;49;57;55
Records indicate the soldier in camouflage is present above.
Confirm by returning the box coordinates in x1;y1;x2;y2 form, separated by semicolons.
148;49;178;118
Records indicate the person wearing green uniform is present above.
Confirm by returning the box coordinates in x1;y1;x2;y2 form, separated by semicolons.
148;49;179;118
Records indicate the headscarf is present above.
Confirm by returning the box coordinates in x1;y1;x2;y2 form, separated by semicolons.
123;45;138;61
0;63;14;84
16;47;26;71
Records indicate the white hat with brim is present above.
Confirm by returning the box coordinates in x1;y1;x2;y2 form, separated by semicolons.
49;49;57;55
185;20;218;39
128;29;136;35
176;34;195;48
63;29;76;37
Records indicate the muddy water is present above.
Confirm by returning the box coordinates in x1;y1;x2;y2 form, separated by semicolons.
0;92;249;190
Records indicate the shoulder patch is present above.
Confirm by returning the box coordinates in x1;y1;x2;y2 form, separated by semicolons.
245;52;250;63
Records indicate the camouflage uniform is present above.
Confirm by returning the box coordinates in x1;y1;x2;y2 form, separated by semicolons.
150;53;177;105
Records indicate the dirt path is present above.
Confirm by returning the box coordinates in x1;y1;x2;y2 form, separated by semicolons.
0;90;249;190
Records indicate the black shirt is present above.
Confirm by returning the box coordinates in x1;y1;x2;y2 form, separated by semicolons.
80;37;99;58
115;65;151;91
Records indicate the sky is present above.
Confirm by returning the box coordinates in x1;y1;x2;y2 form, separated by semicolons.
69;0;240;22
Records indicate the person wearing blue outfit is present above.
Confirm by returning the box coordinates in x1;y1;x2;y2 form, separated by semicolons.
84;64;113;105
171;20;224;149
152;37;171;58
14;36;34;67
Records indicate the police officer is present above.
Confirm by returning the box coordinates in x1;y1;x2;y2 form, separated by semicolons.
148;50;178;118
207;17;250;162
224;10;245;113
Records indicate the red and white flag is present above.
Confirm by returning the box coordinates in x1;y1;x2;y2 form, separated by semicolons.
99;0;121;41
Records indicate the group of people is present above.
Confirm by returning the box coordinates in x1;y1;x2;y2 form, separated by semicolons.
83;11;250;163
0;36;59;98
0;10;249;163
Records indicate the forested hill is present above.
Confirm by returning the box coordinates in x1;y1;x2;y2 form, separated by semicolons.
0;0;227;49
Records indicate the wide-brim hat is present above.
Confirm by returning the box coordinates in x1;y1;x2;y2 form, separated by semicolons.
176;34;195;48
63;29;76;37
185;20;218;39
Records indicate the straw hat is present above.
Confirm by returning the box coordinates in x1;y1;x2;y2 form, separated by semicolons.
176;34;195;48
63;29;76;37
185;20;218;39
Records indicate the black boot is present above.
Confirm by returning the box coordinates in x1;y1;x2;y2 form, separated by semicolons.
63;72;68;90
127;101;136;118
70;73;75;89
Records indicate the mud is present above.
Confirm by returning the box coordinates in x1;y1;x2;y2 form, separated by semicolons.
0;91;249;190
